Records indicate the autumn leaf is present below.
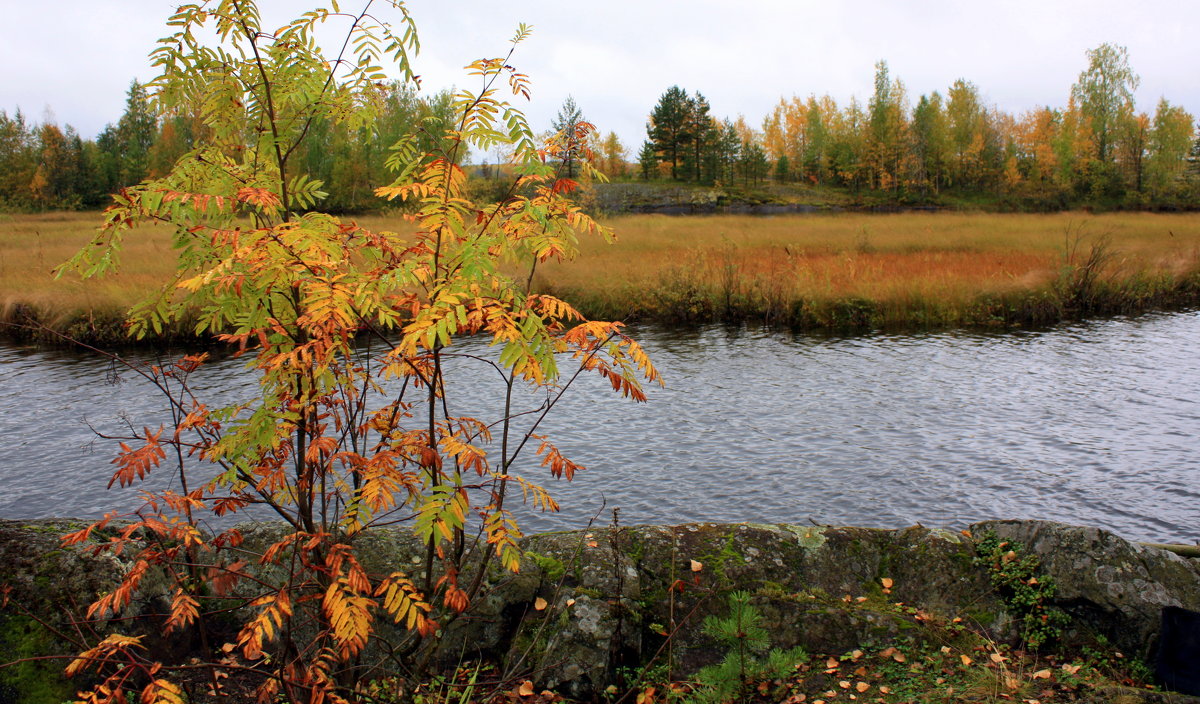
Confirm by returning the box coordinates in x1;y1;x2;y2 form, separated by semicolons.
690;559;703;572
534;597;548;611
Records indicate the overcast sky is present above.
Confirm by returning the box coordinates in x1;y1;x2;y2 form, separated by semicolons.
4;1;1199;157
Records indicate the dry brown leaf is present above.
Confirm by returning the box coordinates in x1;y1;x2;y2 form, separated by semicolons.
826;657;839;669
879;686;892;694
517;680;535;697
855;682;870;692
991;652;1008;663
1032;669;1052;679
893;652;906;663
851;649;863;660
941;646;952;654
839;680;851;689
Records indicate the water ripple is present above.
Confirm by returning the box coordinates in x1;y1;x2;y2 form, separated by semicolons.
1;312;1198;543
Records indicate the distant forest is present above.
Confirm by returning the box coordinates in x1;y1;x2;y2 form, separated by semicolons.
2;43;1196;213
637;44;1198;210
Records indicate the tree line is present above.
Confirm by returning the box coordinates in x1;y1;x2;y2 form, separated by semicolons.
640;43;1198;208
0;80;460;213
5;42;1195;213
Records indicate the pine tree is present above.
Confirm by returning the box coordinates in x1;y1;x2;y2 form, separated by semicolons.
637;140;658;180
114;80;157;185
551;95;585;179
647;86;692;180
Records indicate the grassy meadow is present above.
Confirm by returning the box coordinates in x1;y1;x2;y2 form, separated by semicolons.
2;210;1199;343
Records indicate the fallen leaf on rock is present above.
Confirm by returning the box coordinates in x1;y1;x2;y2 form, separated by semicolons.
534;597;548;611
566;598;576;607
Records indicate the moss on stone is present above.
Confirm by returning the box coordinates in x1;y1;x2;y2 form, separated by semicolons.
526;551;566;583
0;614;75;704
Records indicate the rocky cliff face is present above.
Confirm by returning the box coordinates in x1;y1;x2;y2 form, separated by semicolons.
1;519;1196;702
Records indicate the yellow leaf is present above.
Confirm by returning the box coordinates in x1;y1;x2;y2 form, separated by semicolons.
879;686;892;694
991;652;1007;663
534;597;548;611
855;682;870;692
881;577;894;589
838;681;851;689
1032;669;1052;679
961;654;973;666
690;559;703;572
893;652;906;663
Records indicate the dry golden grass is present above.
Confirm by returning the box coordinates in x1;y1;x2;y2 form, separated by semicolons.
3;209;1199;340
537;211;1200;326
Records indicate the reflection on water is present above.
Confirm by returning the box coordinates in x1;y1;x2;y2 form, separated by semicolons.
1;312;1197;544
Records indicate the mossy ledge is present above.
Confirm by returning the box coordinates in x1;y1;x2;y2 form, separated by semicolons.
1;519;1197;703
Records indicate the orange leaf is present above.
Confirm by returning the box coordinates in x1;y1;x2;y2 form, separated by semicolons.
881;577;894;589
517;680;535;697
690;559;703;572
534;597;548;611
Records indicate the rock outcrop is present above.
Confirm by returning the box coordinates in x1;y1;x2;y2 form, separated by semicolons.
1;518;1196;702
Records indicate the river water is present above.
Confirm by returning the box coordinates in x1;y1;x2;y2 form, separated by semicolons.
1;312;1197;544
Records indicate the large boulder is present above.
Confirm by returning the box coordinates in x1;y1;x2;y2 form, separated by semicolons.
973;520;1200;658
